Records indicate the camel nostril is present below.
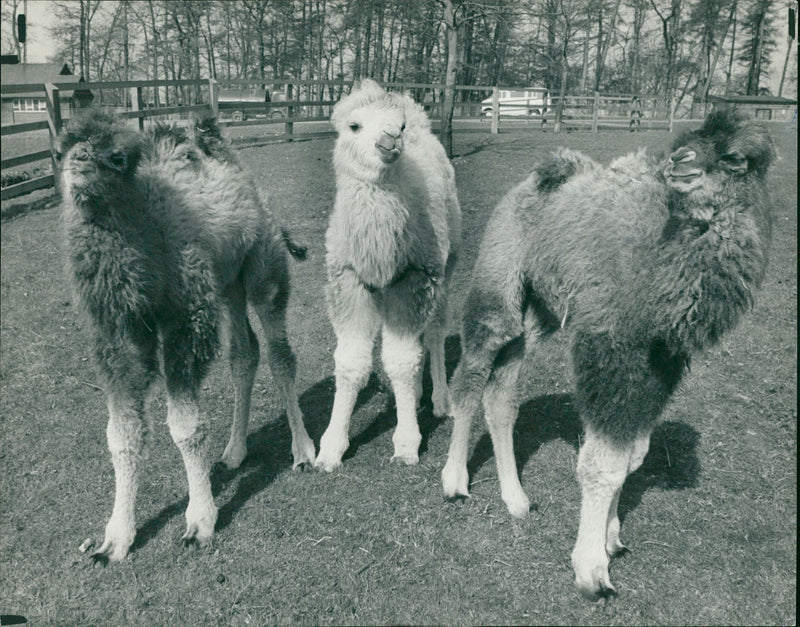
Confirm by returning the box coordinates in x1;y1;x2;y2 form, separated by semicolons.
376;135;398;151
670;148;696;164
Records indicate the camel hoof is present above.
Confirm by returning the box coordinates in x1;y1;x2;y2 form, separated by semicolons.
390;452;419;466
181;524;212;550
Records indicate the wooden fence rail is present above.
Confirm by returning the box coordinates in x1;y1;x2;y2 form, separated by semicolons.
2;77;672;201
1;78;214;200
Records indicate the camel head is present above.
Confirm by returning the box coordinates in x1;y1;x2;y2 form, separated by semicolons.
664;109;776;197
331;79;408;180
58;109;141;196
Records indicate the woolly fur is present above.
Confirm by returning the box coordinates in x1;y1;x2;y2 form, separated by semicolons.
59;109;315;562
442;110;776;599
317;79;461;469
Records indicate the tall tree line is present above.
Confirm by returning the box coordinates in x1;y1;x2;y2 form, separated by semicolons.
1;0;793;102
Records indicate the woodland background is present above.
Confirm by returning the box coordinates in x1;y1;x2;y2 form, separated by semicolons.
1;0;797;118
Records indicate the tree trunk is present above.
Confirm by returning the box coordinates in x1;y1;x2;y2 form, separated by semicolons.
580;28;589;94
123;0;129;87
725;6;737;93
441;0;458;158
630;0;646;92
777;33;794;96
554;50;568;133
746;2;767;94
362;2;373;77
701;1;737;106
594;0;621;92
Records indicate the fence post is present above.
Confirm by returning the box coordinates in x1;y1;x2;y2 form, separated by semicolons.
592;91;599;132
668;96;676;133
44;83;62;194
491;86;499;134
130;86;144;131
285;82;294;140
208;78;219;119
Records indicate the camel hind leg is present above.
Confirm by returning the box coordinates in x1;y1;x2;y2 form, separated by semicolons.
442;287;525;501
424;254;457;417
482;336;529;518
248;268;315;470
221;279;260;469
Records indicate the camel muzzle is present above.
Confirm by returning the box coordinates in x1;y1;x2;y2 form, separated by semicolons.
375;133;402;163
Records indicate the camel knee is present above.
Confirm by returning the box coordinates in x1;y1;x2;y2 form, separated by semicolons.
106;396;146;456
267;336;297;384
576;431;630;495
628;432;652;474
229;319;259;377
166;397;208;450
381;331;423;385
334;338;374;391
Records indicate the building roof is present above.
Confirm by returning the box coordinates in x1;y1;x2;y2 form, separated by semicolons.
708;94;797;106
0;62;79;98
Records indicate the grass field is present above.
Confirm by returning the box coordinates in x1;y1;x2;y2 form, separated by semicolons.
1;122;796;625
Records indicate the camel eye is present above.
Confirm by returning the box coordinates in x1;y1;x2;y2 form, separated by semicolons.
722;152;745;163
722;152;747;171
349;122;361;132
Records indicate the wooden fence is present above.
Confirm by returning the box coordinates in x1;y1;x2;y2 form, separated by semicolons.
1;77;673;201
1;78;214;201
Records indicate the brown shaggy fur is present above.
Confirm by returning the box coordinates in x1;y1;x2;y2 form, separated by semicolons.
58;110;315;563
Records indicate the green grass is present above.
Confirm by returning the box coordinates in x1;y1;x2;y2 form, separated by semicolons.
1;123;796;625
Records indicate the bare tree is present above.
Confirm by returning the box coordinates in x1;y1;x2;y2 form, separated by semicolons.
627;0;648;93
685;0;734;116
778;5;797;96
593;0;622;92
650;0;685;109
440;0;458;157
1;0;23;57
740;0;776;94
53;0;102;80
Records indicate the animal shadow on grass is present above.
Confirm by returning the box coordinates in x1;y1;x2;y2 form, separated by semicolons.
465;393;700;518
214;372;388;531
131;336;462;551
212;333;462;530
130;373;383;551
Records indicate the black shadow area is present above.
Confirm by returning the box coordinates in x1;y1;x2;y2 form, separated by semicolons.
464;390;700;520
130;372;383;551
466;392;583;483
618;420;700;523
215;371;384;529
131;334;464;551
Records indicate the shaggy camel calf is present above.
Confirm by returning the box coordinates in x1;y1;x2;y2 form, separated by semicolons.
316;79;461;470
442;110;775;598
58;111;315;562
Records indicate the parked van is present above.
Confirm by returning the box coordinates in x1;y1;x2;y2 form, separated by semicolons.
481;87;550;117
218;87;287;121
